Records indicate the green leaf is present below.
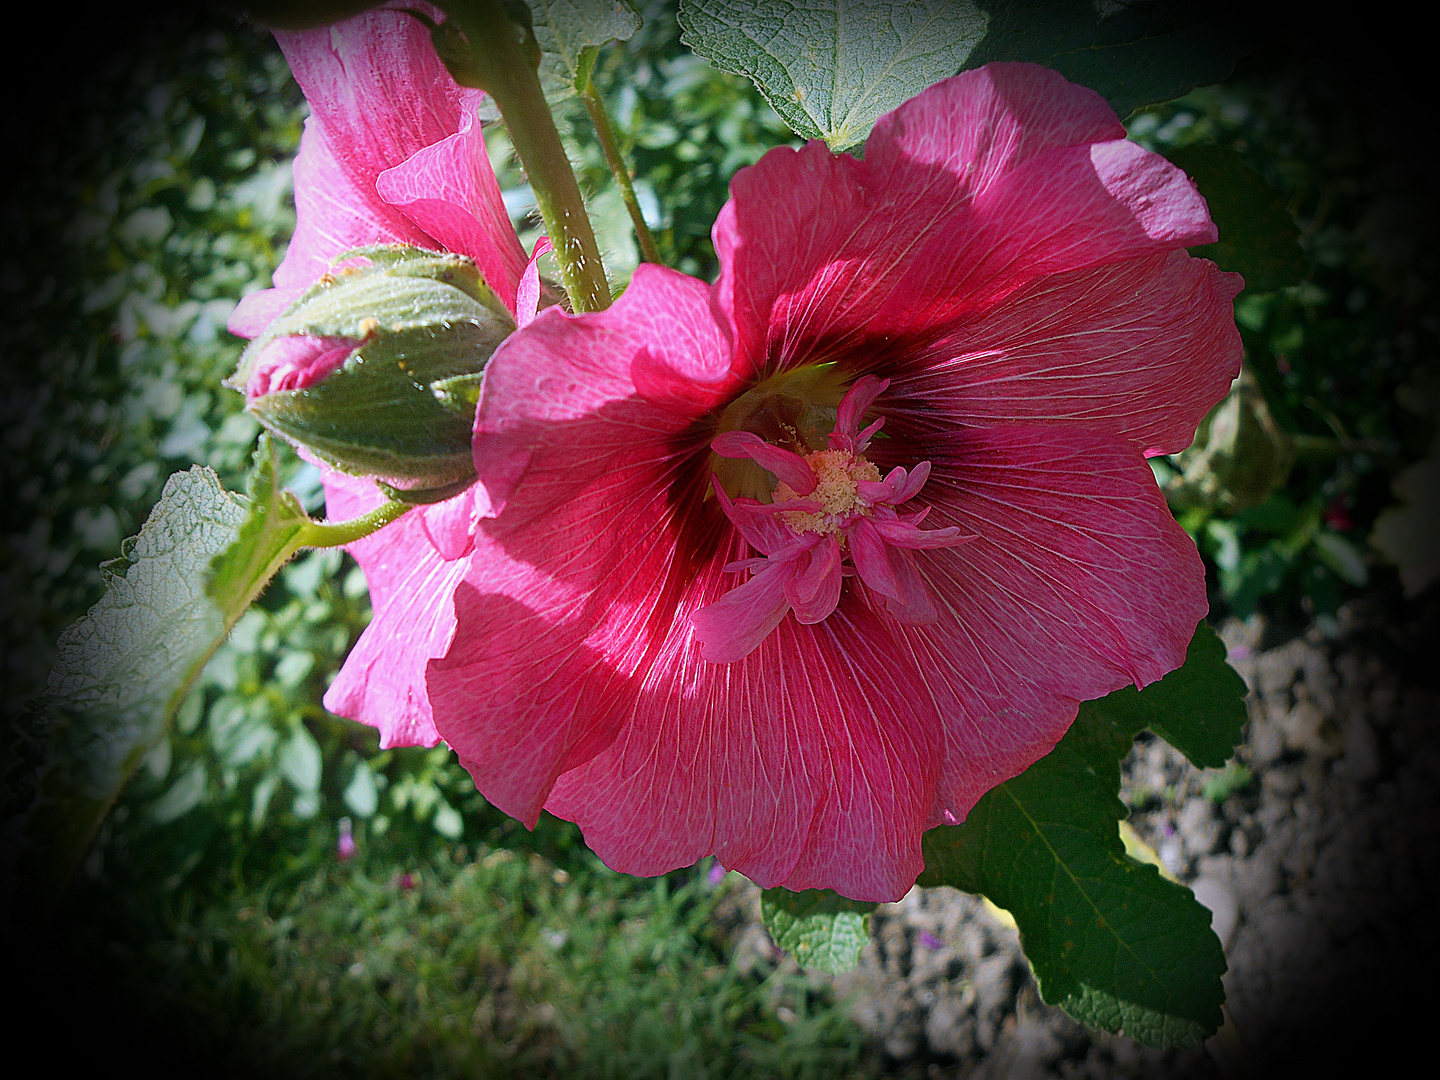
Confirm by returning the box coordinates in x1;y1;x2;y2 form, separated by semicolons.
16;441;346;907
19;467;246;901
679;0;990;150
918;623;1244;1045
1082;623;1248;770
527;0;642;93
1165;144;1306;292
966;1;1254;119
760;887;878;974
680;1;1252;151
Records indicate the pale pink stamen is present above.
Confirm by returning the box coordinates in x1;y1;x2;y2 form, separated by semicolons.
692;377;972;662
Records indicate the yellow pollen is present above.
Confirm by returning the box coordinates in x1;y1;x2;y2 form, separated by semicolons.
774;449;881;535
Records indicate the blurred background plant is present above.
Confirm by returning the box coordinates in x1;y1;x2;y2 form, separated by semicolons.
1;0;1434;1074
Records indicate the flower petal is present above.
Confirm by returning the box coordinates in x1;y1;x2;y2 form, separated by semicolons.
883;249;1244;457
472;263;737;515
894;423;1207;822
319;468;470;749
711;430;816;494
783;537;844;624
692;560;793;661
277;6;476;204
714;63;1215;372
228;118;429;340
543;601;941;902
375;108;528;310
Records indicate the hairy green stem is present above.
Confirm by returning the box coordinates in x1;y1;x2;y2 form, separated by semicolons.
439;0;610;312
300;498;410;547
580;74;662;264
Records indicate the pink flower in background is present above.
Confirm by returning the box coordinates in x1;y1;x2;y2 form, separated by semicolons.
228;5;540;750
414;63;1242;901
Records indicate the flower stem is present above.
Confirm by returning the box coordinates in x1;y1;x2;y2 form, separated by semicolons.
580;73;662;264
438;0;610;313
299;498;410;548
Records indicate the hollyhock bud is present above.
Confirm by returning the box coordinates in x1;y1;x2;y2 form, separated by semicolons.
232;245;516;497
1166;365;1295;514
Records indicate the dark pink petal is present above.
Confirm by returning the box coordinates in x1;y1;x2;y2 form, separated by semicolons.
714;482;802;557
714;64;1215;371
543;603;941;902
712;430;816;494
319;468;470;749
228;119;428;342
245;336;357;398
516;236;553;328
897;423;1207;822
835;374;888;440
849;519;938;624
783;537;844;624
882;250;1244;456
375;107;528;309
692;561;794;661
277;6;475;204
472;263;737;513
868;515;967;550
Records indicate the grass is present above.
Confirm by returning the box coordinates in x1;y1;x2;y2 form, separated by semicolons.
52;842;880;1078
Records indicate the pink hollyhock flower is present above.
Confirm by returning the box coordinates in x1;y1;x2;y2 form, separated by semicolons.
403;62;1243;903
227;4;545;750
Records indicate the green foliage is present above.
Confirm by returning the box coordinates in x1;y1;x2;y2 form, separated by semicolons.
1167;143;1307;293
760;888;877;975
1129;76;1436;619
679;0;1250;152
65;849;875;1078
918;625;1245;1046
965;0;1252;119
528;0;644;94
679;0;989;150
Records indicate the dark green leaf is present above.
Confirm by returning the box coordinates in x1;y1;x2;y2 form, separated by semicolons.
919;623;1244;1045
679;0;1250;151
1082;623;1248;770
760;887;877;974
966;1;1254;119
1166;144;1306;292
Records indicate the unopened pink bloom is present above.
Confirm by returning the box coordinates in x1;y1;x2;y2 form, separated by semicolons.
344;64;1241;901
228;6;542;751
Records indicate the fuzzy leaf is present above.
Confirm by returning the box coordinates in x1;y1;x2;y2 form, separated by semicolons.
760;887;877;974
679;0;990;150
679;0;1251;151
17;444;317;906
1082;623;1248;770
527;0;642;92
919;622;1244;1045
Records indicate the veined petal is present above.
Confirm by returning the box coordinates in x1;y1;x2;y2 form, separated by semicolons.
543;602;941;902
319;467;467;749
375;108;528;311
692;561;793;661
712;431;816;494
783;537;844;624
277;6;475;202
473;264;737;515
714;63;1215;372
228;119;429;340
896;423;1207;821
882;250;1244;457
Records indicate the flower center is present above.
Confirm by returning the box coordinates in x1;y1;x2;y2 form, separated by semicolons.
774;448;881;536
